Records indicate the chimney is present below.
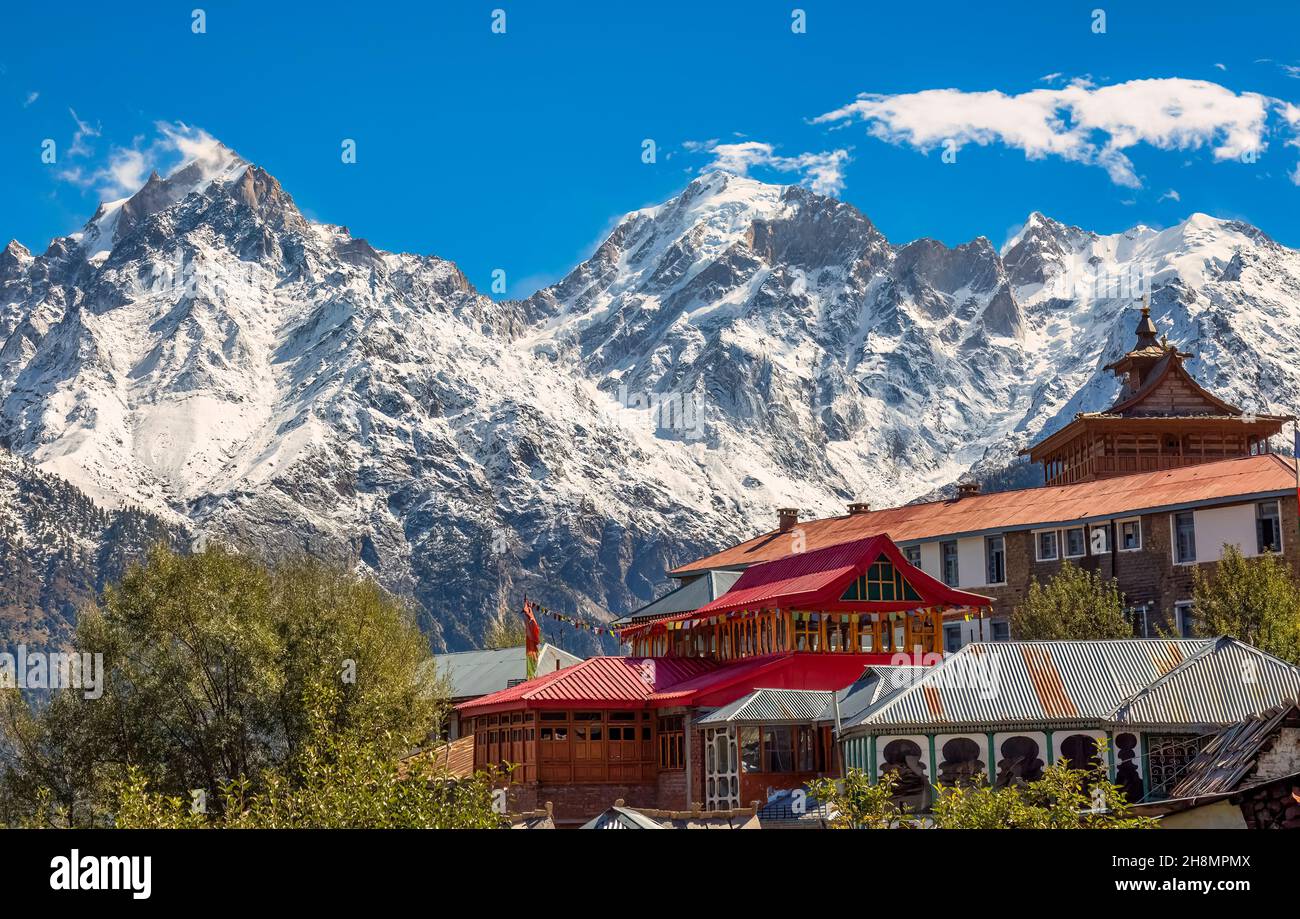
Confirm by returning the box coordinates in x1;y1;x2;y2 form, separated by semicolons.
847;501;871;515
778;507;800;533
957;481;981;499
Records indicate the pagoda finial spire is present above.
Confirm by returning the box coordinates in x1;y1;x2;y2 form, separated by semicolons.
1134;292;1159;348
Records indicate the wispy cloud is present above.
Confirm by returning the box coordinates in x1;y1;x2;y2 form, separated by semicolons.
57;120;233;200
1158;188;1181;202
22;91;39;108
687;139;851;195
814;77;1279;188
66;108;100;158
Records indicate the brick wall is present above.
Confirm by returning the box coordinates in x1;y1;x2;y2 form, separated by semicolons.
976;495;1300;636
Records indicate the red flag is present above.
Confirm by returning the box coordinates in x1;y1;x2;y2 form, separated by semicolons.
522;597;540;680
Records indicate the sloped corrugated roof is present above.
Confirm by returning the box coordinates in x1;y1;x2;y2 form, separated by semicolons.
696;664;928;726
455;655;720;715
1111;638;1300;730
847;639;1211;732
642;535;989;633
431;643;583;700
673;455;1297;575
615;571;744;625
696;688;836;725
846;637;1300;734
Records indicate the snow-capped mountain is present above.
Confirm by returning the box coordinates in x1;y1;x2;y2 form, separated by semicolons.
0;446;185;649
5;149;1300;651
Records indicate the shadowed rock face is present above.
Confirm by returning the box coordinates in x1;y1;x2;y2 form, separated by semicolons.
6;158;1300;652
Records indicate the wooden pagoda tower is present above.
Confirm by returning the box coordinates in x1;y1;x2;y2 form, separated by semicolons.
1025;302;1289;486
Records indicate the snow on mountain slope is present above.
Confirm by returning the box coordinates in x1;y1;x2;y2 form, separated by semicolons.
5;149;1300;650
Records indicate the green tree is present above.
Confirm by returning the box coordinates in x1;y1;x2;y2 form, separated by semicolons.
1011;562;1132;641
112;681;508;829
811;752;1156;829
1193;544;1300;665
0;544;442;827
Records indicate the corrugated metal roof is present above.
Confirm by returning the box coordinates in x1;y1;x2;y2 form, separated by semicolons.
455;655;720;714
1111;638;1300;729
673;454;1297;575
616;571;744;625
696;689;836;725
430;643;583;700
847;639;1212;732
846;637;1300;734
643;535;989;632
697;664;930;726
1170;705;1295;799
580;807;666;830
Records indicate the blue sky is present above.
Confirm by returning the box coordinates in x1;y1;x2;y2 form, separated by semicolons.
4;1;1300;297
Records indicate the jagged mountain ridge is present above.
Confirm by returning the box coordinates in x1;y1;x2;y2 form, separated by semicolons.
5;148;1300;651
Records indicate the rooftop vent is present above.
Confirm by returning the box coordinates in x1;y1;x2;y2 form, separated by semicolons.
956;482;981;498
777;507;800;533
847;502;871;515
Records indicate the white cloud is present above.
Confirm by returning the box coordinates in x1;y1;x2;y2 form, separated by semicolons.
57;120;233;200
67;108;100;158
1158;188;1181;202
1282;64;1300;79
689;139;851;195
1214;63;1227;72
22;91;39;108
815;78;1276;187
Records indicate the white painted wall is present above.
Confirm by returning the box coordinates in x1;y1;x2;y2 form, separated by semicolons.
957;537;986;588
919;542;941;580
1193;503;1260;562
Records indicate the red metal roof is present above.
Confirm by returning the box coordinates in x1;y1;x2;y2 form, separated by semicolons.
646;652;890;708
698;534;990;617
672;454;1298;575
457;652;906;715
454;655;720;716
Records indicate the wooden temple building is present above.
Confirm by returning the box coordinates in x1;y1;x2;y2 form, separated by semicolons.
1024;303;1289;486
457;536;990;824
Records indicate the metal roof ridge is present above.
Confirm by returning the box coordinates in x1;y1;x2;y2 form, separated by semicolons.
1103;635;1229;722
852;645;971;725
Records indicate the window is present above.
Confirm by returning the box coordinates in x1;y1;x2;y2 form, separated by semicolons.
903;545;922;568
762;726;795;772
739;727;761;772
1175;601;1197;638
943;622;963;653
1257;500;1282;554
941;540;959;587
1120;519;1142;551
796;725;822;772
841;556;922;602
985;535;1006;585
990;620;1010;642
1036;530;1059;562
657;715;685;769
1064;527;1085;558
1090;526;1110;554
793;615;819;652
1173;512;1196;564
1125;603;1150;638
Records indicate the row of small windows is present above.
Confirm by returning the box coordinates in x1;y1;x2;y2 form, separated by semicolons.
904;537;1005;588
900;501;1283;587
